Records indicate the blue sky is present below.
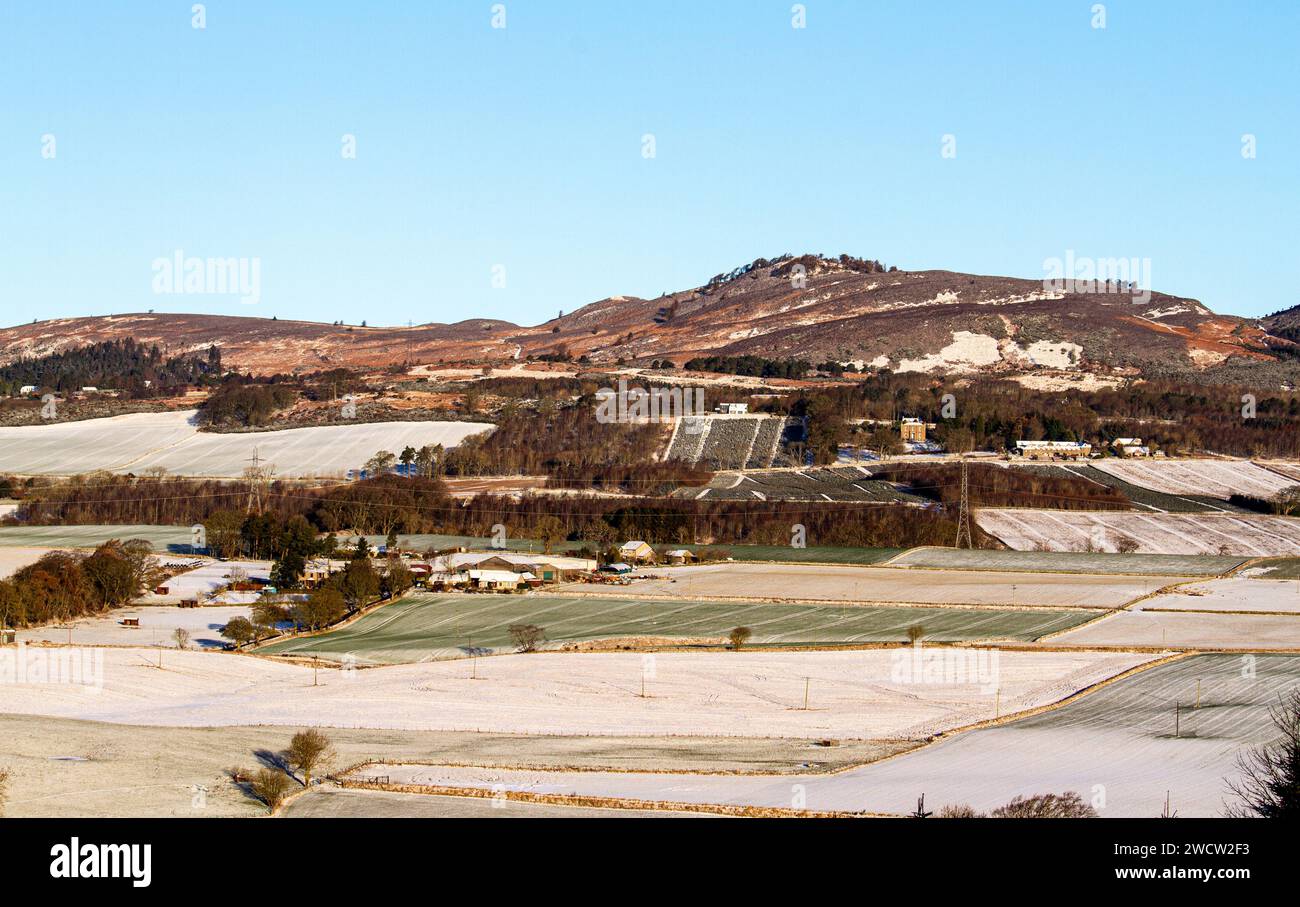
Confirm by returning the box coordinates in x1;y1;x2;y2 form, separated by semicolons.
1;0;1296;328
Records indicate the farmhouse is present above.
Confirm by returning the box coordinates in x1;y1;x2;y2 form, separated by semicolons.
618;540;656;563
1014;440;1092;460
899;418;927;443
18;385;37;395
664;549;697;565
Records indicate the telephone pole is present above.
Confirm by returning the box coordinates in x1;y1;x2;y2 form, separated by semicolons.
955;457;973;549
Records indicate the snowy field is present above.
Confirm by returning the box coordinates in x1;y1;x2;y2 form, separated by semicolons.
1092;459;1297;501
0;648;1153;740
977;508;1300;556
1044;610;1300;650
887;547;1239;576
17;605;252;649
343;654;1298;817
1137;576;1300;614
0;410;493;477
602;563;1188;609
0;524;195;551
0;546;55;578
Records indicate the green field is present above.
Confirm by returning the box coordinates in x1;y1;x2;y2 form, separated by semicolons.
0;524;195;551
889;547;1242;576
256;592;1099;664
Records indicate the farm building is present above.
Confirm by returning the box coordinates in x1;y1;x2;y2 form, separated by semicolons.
664;549;698;565
1111;438;1149;458
467;569;534;591
715;403;749;414
618;540;656;563
18;385;37;395
1014;440;1092;460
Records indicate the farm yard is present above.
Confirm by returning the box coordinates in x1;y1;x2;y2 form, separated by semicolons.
976;508;1300;556
0;646;1156;740
356;655;1298;817
256;592;1099;663
0;410;493;477
600;562;1188;609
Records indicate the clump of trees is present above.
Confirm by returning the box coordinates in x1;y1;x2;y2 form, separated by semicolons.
0;539;157;628
197;379;297;428
937;792;1098;818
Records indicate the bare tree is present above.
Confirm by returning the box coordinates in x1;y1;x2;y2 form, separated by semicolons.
173;628;191;650
250;768;292;814
906;624;925;644
991;792;1097;818
937;802;981;818
729;626;753;651
508;624;545;653
1227;689;1300;817
285;729;333;788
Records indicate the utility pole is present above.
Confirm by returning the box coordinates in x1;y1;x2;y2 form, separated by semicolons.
803;677;810;710
955;457;973;549
1174;701;1181;738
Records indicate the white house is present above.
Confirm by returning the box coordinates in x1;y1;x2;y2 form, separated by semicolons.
18;386;37;395
715;403;749;415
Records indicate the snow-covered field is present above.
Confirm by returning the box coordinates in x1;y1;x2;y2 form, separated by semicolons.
1137;576;1300;614
0;546;55;578
17;605;252;649
1092;459;1297;501
603;563;1187;609
0;410;493;477
0;648;1154;739
1044;610;1300;650
977;508;1300;556
343;654;1296;817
